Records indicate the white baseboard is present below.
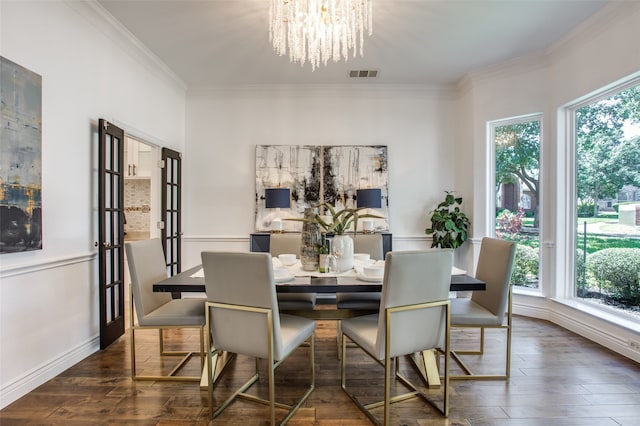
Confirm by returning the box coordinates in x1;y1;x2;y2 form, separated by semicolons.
0;336;100;409
514;296;640;363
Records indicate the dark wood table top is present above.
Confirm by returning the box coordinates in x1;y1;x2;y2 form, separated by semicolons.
153;265;486;293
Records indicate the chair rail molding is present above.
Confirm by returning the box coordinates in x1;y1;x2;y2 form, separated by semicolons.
0;252;96;279
182;235;248;243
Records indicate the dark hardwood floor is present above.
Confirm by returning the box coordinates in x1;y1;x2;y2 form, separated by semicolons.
1;312;639;425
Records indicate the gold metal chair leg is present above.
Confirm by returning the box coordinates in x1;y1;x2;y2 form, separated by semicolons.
451;291;512;381
342;342;449;423
209;334;315;425
131;324;205;382
340;313;450;425
450;324;511;380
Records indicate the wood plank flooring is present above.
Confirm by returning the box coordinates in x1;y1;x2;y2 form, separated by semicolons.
1;313;639;425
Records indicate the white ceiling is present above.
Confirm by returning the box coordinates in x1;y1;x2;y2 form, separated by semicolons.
97;0;610;87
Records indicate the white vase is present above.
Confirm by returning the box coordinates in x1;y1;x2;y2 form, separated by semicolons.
332;234;354;272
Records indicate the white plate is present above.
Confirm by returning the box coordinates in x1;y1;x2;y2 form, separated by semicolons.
275;274;295;283
451;266;467;275
356;272;383;282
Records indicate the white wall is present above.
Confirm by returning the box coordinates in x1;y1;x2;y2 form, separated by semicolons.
458;1;640;361
0;1;186;408
182;85;459;268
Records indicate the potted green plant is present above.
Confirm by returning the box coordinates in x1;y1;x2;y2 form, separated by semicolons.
425;191;471;249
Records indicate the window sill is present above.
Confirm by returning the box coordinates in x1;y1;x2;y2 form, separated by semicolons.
513;286;542;297
550;297;640;334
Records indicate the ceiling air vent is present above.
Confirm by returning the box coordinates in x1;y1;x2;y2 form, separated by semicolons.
348;69;379;78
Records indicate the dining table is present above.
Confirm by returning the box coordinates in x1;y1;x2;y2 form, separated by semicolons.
154;265;484;297
153;262;485;389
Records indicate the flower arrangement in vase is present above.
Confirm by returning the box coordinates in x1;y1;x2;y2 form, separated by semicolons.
289;202;383;272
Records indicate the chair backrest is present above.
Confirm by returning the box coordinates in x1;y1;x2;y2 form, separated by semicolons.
269;233;301;257
125;239;172;321
353;234;384;260
201;251;286;360
374;250;453;359
471;237;517;323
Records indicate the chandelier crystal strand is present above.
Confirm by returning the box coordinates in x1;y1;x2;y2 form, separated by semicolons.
269;0;372;71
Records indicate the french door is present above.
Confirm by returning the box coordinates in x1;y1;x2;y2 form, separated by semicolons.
161;148;182;275
98;119;125;349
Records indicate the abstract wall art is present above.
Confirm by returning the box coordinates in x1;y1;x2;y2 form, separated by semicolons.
0;56;42;253
255;145;389;232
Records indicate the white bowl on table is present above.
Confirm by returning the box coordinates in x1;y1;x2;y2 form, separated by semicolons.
452;266;467;275
278;254;297;266
363;265;384;279
356;264;385;282
354;253;371;263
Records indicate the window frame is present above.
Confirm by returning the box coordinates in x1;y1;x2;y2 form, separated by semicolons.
488;113;544;294
560;74;640;313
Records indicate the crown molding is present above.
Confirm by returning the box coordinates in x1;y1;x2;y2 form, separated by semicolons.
187;83;457;100
546;1;640;60
65;0;186;92
456;1;640;96
456;49;550;94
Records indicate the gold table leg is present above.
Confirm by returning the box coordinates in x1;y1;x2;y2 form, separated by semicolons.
200;351;235;390
408;349;441;389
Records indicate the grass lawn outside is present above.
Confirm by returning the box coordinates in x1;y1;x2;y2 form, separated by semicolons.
576;234;640;253
577;219;640;253
499;215;640;306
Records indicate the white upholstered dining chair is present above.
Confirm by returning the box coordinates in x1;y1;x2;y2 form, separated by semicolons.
125;238;205;381
340;250;453;424
269;233;317;310
335;233;384;358
450;237;516;380
336;233;384;310
201;251;316;425
269;233;302;257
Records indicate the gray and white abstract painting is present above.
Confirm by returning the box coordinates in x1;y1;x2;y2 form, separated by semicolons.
255;145;389;232
0;56;42;253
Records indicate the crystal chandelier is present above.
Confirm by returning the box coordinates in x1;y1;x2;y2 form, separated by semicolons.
269;0;373;71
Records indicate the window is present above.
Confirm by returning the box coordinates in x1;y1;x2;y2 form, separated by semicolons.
572;82;640;320
490;115;542;290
